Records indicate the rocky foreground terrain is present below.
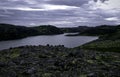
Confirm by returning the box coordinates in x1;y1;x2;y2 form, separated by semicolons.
0;45;120;77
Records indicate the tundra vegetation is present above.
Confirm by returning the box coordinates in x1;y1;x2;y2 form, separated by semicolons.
0;45;119;77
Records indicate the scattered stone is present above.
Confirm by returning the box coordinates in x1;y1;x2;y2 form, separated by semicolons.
27;67;36;74
0;62;7;67
0;45;119;77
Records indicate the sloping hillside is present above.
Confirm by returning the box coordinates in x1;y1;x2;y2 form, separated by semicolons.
79;25;120;52
0;24;63;41
0;24;39;41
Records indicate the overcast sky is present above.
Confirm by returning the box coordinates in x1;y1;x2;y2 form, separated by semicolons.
0;0;120;27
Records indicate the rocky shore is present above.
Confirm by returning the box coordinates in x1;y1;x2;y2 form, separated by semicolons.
0;45;120;77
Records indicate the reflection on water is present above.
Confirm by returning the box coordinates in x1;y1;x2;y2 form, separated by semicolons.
0;33;98;50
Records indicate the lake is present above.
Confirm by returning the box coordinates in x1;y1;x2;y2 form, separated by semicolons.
0;33;98;50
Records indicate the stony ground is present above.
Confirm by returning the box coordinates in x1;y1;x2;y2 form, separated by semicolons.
0;45;120;77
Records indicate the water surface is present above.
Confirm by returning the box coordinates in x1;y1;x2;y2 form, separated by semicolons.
0;33;98;50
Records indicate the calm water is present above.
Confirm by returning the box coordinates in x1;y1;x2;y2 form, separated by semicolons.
0;33;98;50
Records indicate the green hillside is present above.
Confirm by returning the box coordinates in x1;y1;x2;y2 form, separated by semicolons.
0;24;63;41
79;25;120;52
79;25;119;36
33;25;63;35
0;24;39;41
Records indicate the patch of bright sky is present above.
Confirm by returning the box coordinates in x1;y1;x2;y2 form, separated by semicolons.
105;17;119;21
93;0;120;10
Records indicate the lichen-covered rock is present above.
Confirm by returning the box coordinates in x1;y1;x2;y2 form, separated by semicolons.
0;45;120;77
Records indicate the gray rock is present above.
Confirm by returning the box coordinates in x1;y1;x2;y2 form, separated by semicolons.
0;62;6;67
8;61;16;66
27;67;36;74
87;73;96;77
7;71;16;77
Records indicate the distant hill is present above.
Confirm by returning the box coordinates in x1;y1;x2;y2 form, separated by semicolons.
60;26;89;33
64;25;120;40
0;24;39;41
78;25;120;52
62;25;120;38
0;24;63;41
99;25;120;40
33;25;63;35
79;25;119;36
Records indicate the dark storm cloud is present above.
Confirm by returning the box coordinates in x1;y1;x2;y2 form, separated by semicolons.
0;0;120;27
46;0;89;7
94;0;108;2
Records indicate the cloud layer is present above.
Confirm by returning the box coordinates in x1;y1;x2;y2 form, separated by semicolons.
0;0;120;27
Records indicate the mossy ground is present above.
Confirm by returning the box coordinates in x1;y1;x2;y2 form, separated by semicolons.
0;45;120;77
80;40;120;52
